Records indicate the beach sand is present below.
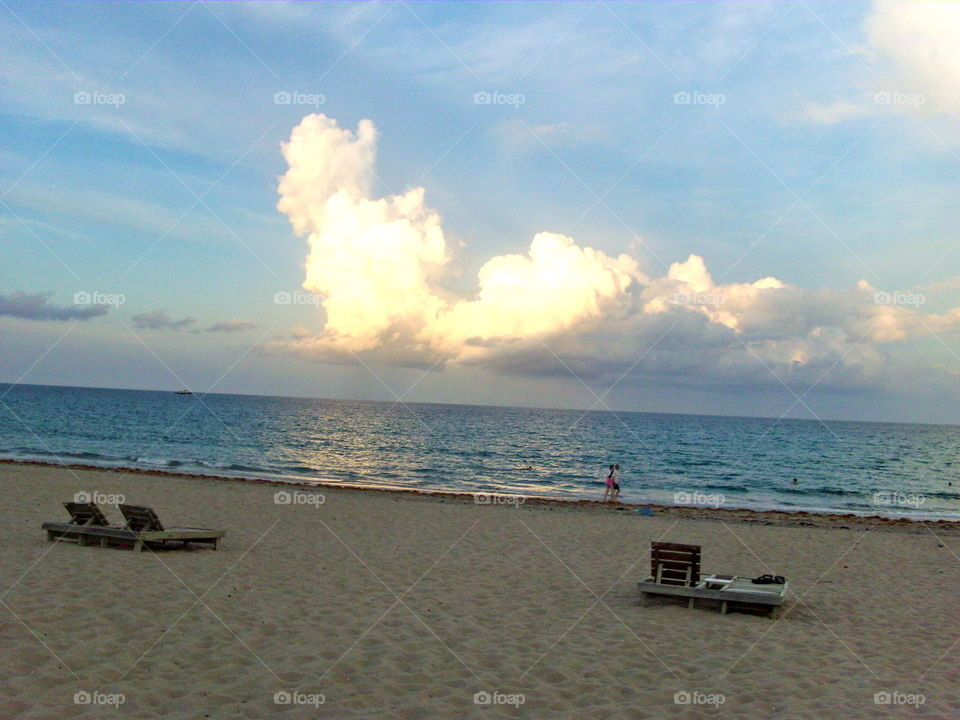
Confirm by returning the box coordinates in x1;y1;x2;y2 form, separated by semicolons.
1;461;958;719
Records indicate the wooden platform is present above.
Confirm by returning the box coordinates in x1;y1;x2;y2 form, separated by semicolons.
638;573;787;616
41;522;224;551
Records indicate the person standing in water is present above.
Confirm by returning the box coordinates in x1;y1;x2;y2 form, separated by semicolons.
602;464;616;502
611;463;621;502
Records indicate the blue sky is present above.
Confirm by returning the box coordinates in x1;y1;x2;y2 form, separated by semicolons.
3;1;960;423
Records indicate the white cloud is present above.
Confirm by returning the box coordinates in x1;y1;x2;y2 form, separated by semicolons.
866;0;960;117
273;113;960;392
422;232;641;361
276;114;378;236
806;1;960;124
4;182;227;245
493;119;609;153
275;114;639;361
802;99;872;125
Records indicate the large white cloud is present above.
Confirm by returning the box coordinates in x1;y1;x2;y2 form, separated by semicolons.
273;114;958;391
866;0;960;117
422;232;641;361
276;114;641;362
276;114;378;235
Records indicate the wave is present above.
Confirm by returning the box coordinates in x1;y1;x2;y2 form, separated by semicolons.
921;490;960;500
699;483;752;493
277;462;320;474
781;485;960;502
774;485;886;497
196;459;273;474
1;447;278;478
5;447;106;461
136;457;182;468
796;486;853;496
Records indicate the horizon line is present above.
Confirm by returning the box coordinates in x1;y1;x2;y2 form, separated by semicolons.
3;380;957;430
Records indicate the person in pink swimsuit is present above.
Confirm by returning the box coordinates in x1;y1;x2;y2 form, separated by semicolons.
602;464;619;502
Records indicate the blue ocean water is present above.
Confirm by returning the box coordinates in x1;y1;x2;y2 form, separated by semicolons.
1;384;958;520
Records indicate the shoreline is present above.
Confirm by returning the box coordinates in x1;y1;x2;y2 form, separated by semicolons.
7;458;958;532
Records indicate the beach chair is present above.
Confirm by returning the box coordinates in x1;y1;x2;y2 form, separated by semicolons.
650;541;701;588
41;502;113;546
63;501;110;527
638;541;787;616
118;504;164;532
41;503;224;551
118;504;224;551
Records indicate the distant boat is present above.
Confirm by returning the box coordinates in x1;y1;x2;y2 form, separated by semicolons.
174;389;192;395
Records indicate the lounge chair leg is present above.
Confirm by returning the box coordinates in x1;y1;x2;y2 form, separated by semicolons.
46;531;55;542
78;535;88;547
134;540;143;553
721;601;728;615
687;597;695;609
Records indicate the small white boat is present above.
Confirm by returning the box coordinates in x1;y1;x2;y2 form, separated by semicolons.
174;389;192;395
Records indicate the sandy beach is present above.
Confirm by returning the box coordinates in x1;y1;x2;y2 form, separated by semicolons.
1;461;958;719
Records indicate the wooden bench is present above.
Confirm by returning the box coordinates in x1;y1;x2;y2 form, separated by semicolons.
638;541;787;616
41;502;224;551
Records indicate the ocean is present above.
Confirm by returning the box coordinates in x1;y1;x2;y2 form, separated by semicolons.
1;383;958;520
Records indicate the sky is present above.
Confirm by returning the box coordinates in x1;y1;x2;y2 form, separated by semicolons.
2;0;960;424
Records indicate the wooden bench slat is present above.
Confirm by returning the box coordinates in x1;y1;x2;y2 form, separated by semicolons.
651;542;702;552
651;541;701;586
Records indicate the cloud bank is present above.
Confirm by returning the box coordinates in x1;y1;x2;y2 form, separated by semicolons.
133;311;257;333
0;292;109;321
273;114;959;391
133;310;196;330
204;320;259;333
